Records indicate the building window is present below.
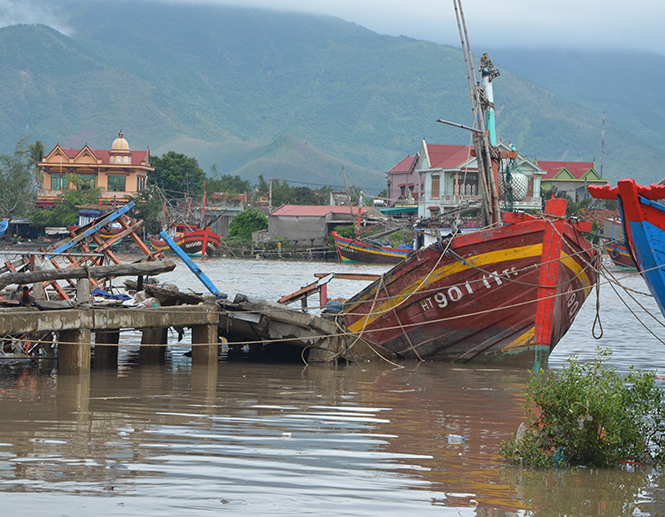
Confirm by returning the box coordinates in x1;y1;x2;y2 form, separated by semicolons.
78;175;96;190
51;173;68;190
108;175;126;192
431;174;440;199
137;176;146;191
124;156;129;164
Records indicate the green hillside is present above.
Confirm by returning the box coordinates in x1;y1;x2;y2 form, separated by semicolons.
0;1;661;192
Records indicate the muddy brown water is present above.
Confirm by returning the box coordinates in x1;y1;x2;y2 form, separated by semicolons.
1;256;664;515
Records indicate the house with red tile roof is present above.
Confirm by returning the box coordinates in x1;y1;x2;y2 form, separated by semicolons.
37;131;153;207
537;161;608;200
386;154;419;205
413;139;545;218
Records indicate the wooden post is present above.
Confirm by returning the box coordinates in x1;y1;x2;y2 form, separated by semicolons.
58;329;92;375
140;327;167;363
32;262;45;301
319;282;327;309
94;330;119;368
191;323;218;364
77;277;91;306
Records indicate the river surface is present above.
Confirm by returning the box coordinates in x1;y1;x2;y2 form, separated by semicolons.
1;255;665;515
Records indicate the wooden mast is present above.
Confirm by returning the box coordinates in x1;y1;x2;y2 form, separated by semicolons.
453;0;500;227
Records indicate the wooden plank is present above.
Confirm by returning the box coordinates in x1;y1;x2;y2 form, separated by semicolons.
278;280;319;305
0;260;176;290
314;272;381;281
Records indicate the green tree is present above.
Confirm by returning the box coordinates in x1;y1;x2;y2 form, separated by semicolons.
206;166;251;195
0;141;37;218
29;175;101;229
150;152;206;199
256;174;270;197
26;140;45;187
228;208;268;242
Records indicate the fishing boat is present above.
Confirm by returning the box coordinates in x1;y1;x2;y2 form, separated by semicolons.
338;2;599;366
588;179;665;316
332;231;412;264
149;224;220;257
602;219;636;270
341;198;597;365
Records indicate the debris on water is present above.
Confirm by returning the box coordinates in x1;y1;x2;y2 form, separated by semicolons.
280;432;292;439
448;434;465;444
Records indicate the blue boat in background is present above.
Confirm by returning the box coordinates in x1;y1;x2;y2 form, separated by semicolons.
589;179;665;317
0;219;8;238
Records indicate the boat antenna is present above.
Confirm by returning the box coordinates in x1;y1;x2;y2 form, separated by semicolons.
600;112;605;178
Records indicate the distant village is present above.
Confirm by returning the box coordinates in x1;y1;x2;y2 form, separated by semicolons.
6;130;610;253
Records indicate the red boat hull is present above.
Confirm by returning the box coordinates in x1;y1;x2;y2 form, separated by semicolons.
605;242;636;270
332;232;411;264
341;199;598;365
149;227;220;257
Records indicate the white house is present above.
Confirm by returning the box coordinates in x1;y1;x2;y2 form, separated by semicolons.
415;139;545;218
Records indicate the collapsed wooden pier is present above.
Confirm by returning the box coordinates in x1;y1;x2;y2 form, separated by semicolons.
0;205;380;375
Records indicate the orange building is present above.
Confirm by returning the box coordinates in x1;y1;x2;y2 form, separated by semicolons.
37;131;152;207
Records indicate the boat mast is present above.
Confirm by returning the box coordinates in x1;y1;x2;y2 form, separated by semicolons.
452;0;501;227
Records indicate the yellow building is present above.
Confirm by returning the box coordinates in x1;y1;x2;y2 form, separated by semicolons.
37;131;152;207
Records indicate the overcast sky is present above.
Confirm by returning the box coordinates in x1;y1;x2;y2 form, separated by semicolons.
180;0;665;55
2;0;664;55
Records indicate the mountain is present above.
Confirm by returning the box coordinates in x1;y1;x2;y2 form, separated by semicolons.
0;1;662;192
488;48;665;179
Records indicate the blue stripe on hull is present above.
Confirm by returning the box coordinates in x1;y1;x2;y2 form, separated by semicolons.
628;218;665;317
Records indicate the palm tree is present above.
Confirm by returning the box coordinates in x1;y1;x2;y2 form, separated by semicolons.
26;140;45;188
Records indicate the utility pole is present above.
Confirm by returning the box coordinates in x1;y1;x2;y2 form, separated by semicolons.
269;178;273;213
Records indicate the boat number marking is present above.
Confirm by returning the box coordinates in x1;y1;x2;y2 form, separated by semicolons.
566;286;580;318
420;268;518;312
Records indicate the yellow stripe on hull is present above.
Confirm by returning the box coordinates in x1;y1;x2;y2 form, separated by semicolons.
346;243;591;333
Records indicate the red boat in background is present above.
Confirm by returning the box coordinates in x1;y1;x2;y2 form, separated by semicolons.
332;231;412;264
149;224;220;257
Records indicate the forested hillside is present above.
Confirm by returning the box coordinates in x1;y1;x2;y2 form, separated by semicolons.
0;0;661;191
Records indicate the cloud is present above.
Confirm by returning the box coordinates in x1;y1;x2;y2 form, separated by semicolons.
0;0;71;34
2;0;663;56
171;0;665;55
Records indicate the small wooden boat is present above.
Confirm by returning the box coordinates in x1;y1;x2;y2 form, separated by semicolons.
332;231;412;264
605;241;636;270
589;179;665;317
149;225;220;257
602;218;636;270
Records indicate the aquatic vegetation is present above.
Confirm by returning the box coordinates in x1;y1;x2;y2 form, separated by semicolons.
501;348;665;468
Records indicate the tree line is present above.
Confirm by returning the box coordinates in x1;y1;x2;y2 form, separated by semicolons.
0;142;365;234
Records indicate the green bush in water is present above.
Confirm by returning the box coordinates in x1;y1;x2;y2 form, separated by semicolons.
501;348;665;469
333;225;355;238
